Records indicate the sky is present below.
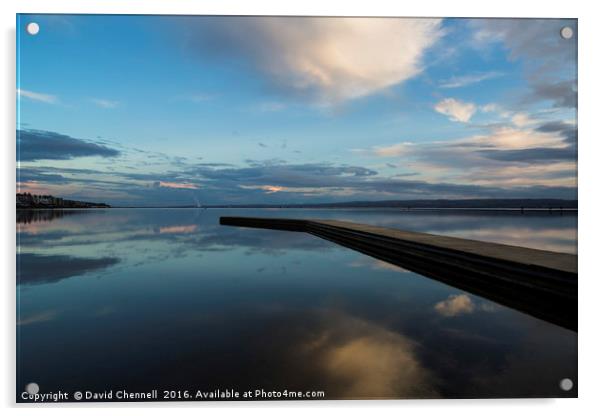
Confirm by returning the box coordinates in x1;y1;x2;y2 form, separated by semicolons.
16;15;577;206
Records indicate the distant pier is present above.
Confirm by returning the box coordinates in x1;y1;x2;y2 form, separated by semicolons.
220;216;577;331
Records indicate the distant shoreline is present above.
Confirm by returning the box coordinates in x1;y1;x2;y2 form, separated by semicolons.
17;207;577;213
114;199;579;210
17;196;577;211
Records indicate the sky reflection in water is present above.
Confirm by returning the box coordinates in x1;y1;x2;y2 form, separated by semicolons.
17;209;577;399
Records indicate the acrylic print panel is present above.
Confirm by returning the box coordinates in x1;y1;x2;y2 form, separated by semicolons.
16;15;577;402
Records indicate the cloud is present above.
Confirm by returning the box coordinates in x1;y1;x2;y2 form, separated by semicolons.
187;17;443;104
526;80;577;109
470;126;563;150
17;88;58;104
472;19;576;108
480;103;499;113
189;160;574;200
478;104;544;128
536;121;577;145
17;129;120;161
434;98;476;123
366;123;570;157
91;98;120;108
239;185;286;194
17;167;69;184
511;112;534;127
357;116;576;191
477;121;577;163
479;147;576;163
472;19;576;70
439;71;504;88
370;143;414;157
155;181;200;190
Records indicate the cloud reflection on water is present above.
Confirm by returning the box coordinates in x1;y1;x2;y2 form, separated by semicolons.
17;310;58;326
294;310;439;398
17;253;120;286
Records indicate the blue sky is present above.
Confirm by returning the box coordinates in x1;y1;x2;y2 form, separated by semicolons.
17;15;577;206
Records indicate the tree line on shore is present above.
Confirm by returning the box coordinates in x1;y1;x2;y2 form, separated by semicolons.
16;193;110;209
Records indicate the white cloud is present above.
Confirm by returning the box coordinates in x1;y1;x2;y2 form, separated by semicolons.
190;17;443;104
372;142;414;157
157;181;199;190
17;88;58;104
511;112;535;127
91;98;120;109
439;71;503;88
239;184;286;193
469;126;561;150
480;103;498;113
480;104;536;126
434;98;476;123
480;103;512;118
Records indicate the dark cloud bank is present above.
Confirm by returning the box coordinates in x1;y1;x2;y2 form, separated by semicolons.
17;129;120;161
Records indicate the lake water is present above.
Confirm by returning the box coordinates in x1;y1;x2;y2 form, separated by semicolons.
16;208;578;400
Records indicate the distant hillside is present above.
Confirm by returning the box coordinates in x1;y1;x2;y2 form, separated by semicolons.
16;193;110;209
198;199;577;209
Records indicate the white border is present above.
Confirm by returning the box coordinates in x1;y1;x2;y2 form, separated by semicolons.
2;1;601;414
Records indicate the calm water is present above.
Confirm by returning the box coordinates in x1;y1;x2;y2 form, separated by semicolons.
17;208;577;400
